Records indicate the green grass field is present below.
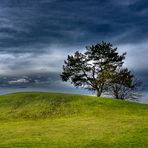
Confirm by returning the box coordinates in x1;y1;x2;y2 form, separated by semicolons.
0;92;147;147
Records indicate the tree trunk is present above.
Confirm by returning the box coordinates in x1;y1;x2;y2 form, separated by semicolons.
96;90;101;97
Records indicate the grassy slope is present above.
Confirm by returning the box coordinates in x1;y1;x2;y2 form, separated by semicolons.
0;92;147;147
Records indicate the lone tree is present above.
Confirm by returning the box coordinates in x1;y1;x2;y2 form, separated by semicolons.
61;42;126;97
108;68;142;100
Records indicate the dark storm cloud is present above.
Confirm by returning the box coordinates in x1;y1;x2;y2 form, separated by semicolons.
0;0;148;53
0;72;60;88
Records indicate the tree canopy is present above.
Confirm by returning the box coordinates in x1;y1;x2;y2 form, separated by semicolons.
108;68;141;100
61;41;141;99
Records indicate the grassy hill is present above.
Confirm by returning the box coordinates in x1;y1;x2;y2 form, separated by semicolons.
0;92;147;147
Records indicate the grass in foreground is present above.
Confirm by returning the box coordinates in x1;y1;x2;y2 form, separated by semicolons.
0;92;147;147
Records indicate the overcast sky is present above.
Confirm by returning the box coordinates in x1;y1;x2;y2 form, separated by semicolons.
0;0;148;103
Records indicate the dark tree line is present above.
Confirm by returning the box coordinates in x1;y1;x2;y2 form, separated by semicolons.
61;42;141;100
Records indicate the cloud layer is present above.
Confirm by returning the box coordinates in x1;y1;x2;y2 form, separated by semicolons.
0;0;148;51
